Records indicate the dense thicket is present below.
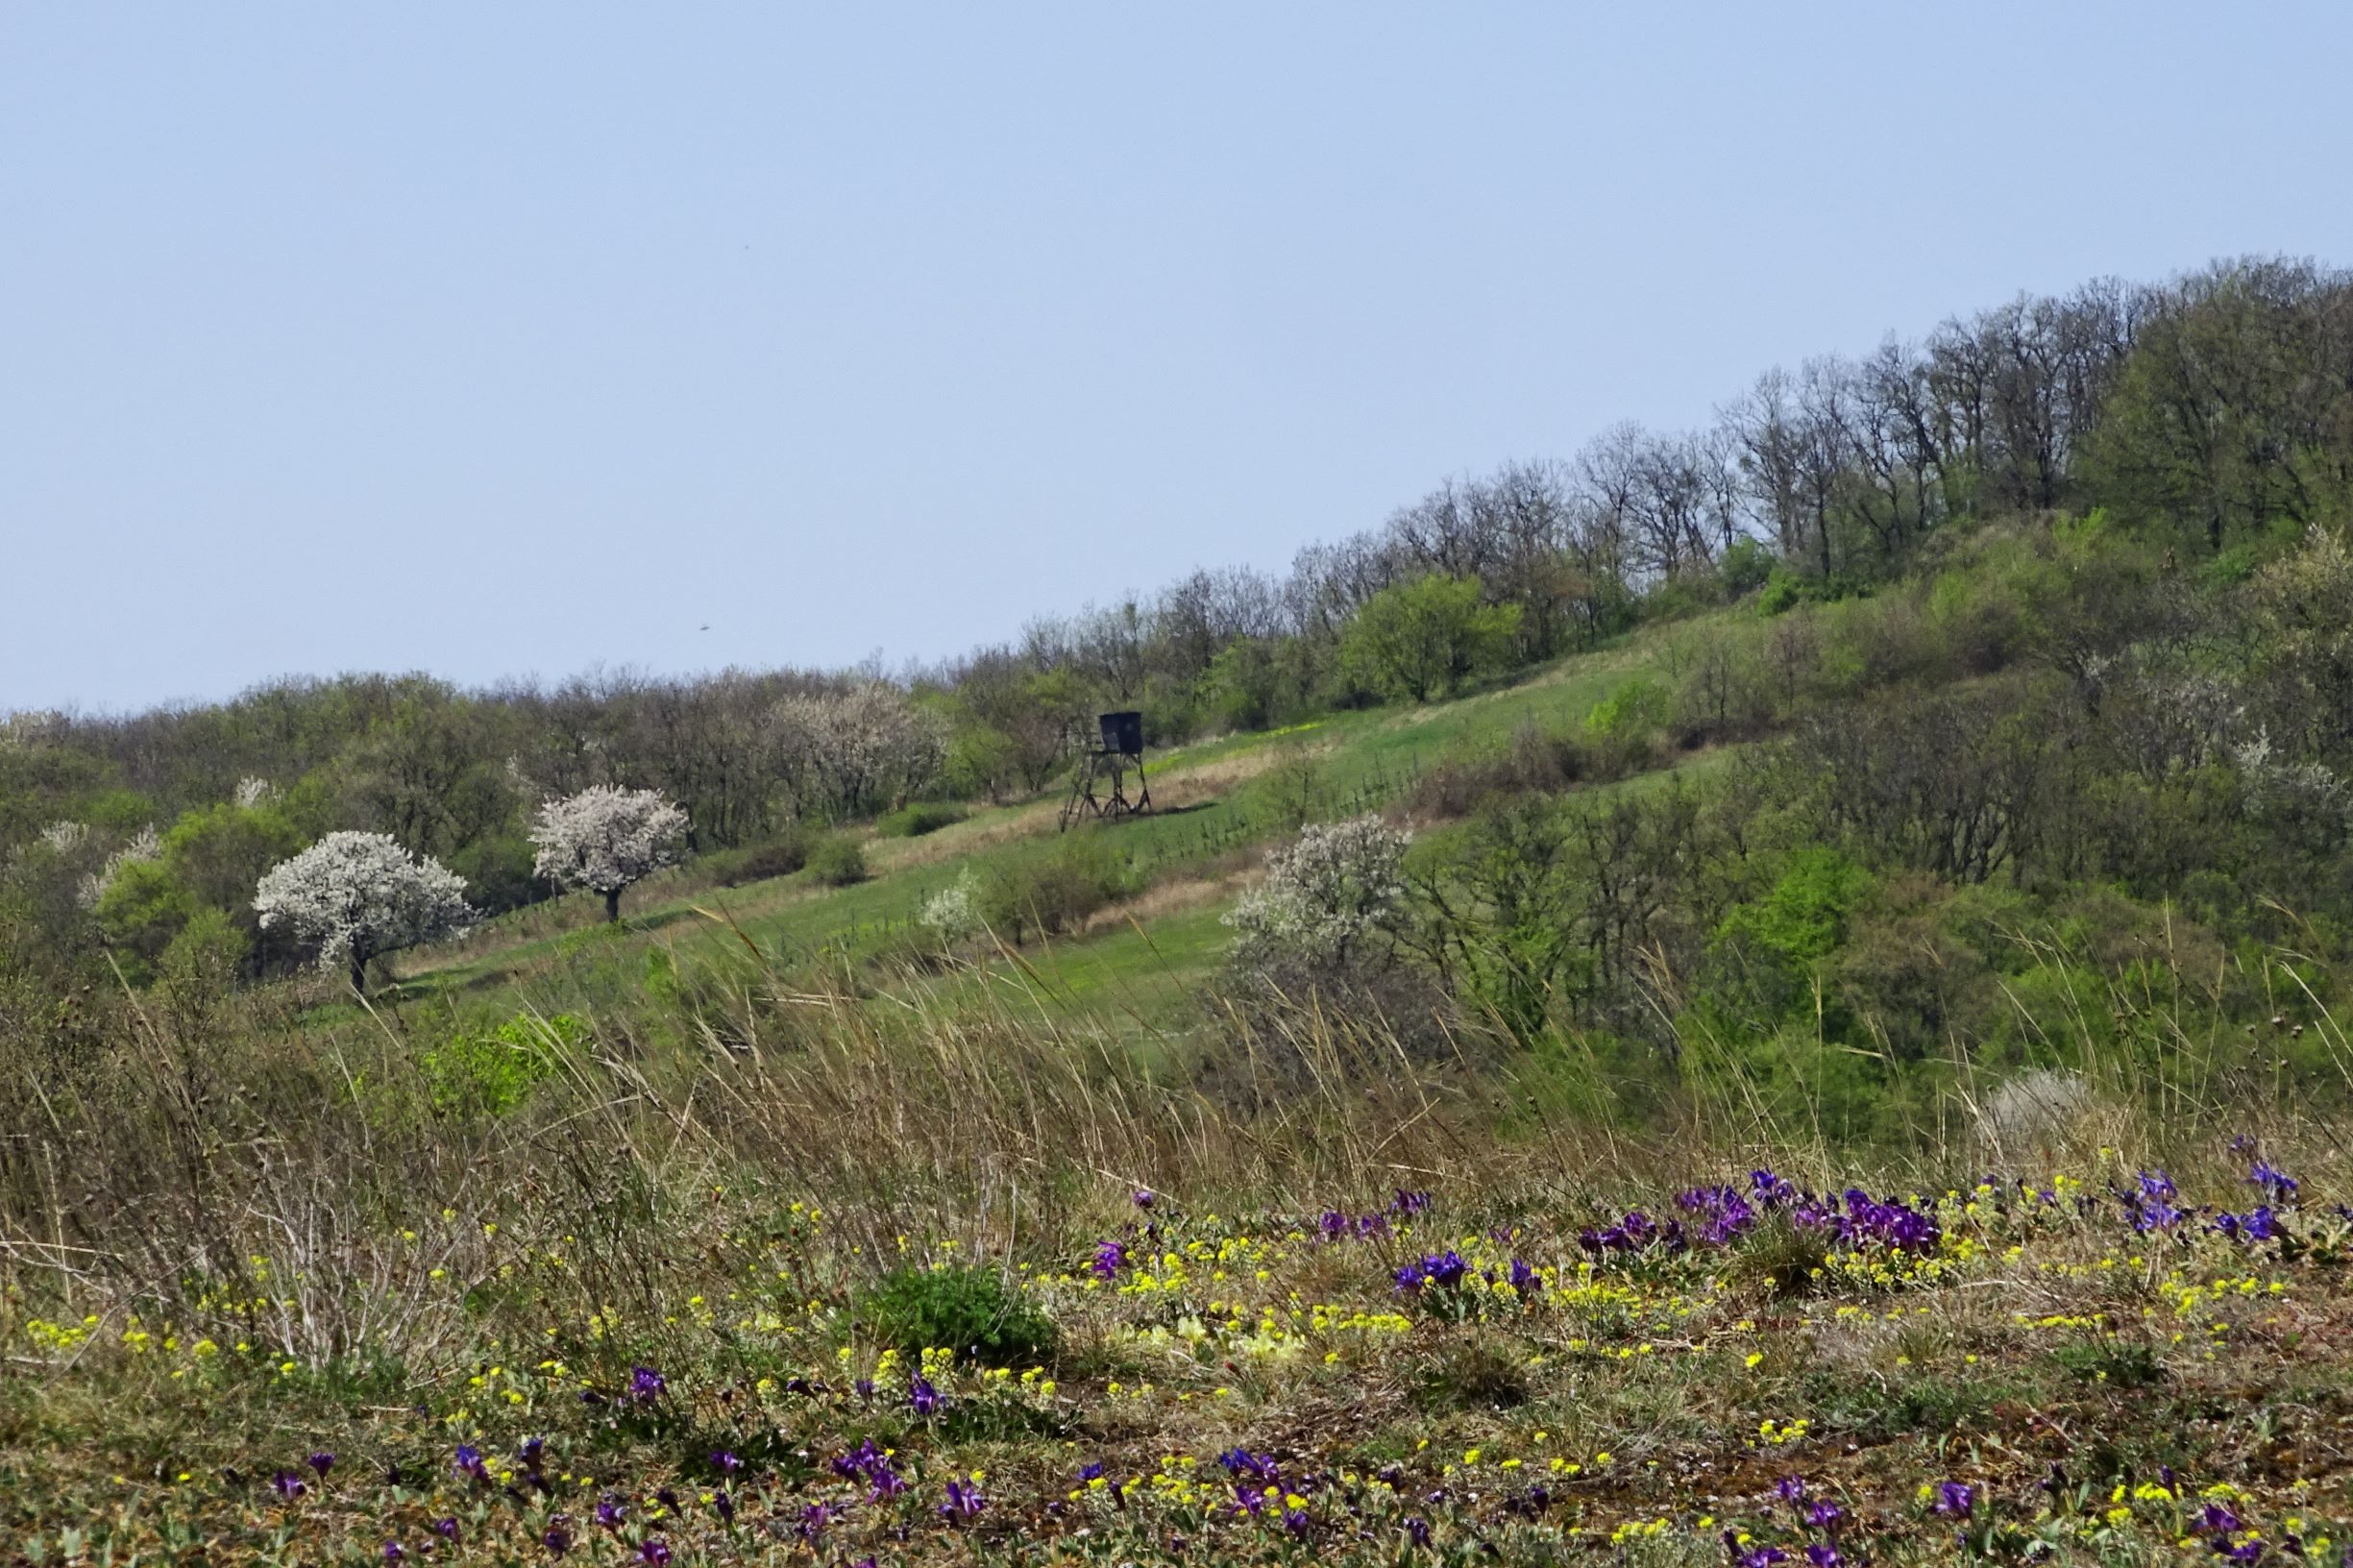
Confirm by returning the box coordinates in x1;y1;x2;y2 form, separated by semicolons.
7;255;2353;1001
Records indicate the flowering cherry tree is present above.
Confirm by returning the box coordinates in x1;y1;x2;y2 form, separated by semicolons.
768;684;948;821
254;831;475;992
529;785;689;921
1225;814;1411;972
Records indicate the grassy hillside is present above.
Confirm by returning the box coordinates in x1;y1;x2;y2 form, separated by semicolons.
10;549;2353;1559
12;257;2353;1557
380;616;1702;1030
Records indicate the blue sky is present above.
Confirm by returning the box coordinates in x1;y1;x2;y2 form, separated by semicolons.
7;4;2351;712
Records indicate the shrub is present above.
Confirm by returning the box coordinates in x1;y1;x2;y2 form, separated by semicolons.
1415;1337;1531;1412
1410;722;1584;818
2052;1335;2164;1388
419;1012;578;1119
877;801;968;838
157;905;250;1005
1719;537;1776;596
1226;815;1410;973
979;836;1133;943
861;1263;1058;1368
1581;677;1669;775
1583;678;1669;745
918;870;984;943
1260;743;1330;830
712;830;813;887
806;834;869;888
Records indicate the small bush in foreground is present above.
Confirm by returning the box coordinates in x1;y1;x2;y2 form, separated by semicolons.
418;1011;579;1118
861;1263;1058;1368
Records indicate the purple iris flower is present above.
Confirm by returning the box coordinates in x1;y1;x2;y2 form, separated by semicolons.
908;1372;943;1416
542;1519;573;1556
2250;1162;2299;1202
1830;1188;1941;1250
1679;1184;1759;1245
2125;1170;2188;1233
1398;1249;1466;1287
1091;1239;1127;1279
2197;1503;2245;1537
834;1437;905;1501
2217;1207;2282;1242
628;1365;666;1402
940;1480;987;1521
637;1541;672;1567
1580;1209;1683;1256
272;1470;306;1501
1217;1448;1282;1483
453;1444;488;1482
1934;1481;1975;1518
307;1451;334;1478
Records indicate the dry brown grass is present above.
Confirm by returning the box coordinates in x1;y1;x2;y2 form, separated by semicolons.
1077;867;1256;935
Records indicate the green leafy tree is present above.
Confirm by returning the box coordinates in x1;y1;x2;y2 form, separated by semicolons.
93;858;200;980
162;799;307;913
1338;575;1522;702
2085;260;2353;553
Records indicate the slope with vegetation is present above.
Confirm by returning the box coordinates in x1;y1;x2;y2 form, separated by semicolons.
5;257;2353;1557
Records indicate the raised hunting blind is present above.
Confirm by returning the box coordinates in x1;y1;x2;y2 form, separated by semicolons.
1060;710;1153;829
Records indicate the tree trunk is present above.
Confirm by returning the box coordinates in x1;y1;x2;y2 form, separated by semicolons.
604;887;623;923
349;951;368;995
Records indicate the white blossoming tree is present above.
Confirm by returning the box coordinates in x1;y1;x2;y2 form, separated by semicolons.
1225;814;1412;972
917;868;985;944
528;785;690;921
769;684;948;822
254;831;475;993
78;823;161;911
